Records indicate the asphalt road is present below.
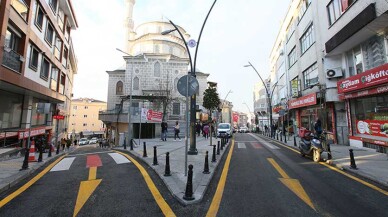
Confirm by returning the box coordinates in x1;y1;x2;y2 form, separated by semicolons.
1;135;388;217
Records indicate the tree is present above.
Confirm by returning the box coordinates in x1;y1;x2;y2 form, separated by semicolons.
203;85;220;144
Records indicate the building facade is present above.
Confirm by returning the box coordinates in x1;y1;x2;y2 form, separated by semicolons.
0;0;78;147
69;98;107;139
253;80;270;131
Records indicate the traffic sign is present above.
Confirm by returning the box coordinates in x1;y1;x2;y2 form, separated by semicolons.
188;39;197;48
177;75;199;97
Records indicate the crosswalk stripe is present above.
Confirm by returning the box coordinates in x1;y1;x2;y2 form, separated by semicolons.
108;153;131;164
50;157;76;172
251;143;262;149
249;134;280;149
237;143;246;149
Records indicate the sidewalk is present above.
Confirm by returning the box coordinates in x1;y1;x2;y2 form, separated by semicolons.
0;147;77;194
257;132;388;188
115;136;228;205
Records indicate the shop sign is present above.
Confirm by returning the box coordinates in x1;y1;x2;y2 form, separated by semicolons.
53;115;65;120
288;93;317;109
356;119;388;138
0;132;18;139
272;105;285;113
141;108;162;122
233;112;239;122
337;63;388;94
291;79;299;98
339;84;388;100
18;127;46;139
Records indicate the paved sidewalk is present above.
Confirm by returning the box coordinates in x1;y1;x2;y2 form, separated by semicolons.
0;147;77;194
257;132;388;187
115;136;229;205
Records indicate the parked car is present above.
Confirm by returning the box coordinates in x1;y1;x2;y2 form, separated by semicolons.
239;126;248;133
217;123;233;138
79;138;89;145
89;137;98;144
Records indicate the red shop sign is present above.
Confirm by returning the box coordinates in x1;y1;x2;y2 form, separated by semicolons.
339;84;388;100
337;63;388;94
18;127;46;139
356;120;388;138
288;93;317;109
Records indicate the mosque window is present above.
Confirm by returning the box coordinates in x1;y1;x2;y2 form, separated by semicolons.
116;81;123;95
154;62;161;77
133;77;139;90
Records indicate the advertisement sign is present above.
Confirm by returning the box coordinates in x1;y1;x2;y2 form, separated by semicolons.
53;115;65;120
291;79;299;98
356;120;388;138
288;93;317;109
141;108;163;122
18;127;46;139
339;84;388;100
232;112;239;122
337;63;388;94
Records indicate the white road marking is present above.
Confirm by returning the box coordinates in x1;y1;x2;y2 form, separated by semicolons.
249;134;280;149
108;153;131;164
237;143;246;149
50;157;76;171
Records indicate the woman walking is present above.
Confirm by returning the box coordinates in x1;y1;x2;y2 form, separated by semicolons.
174;121;181;141
203;124;210;139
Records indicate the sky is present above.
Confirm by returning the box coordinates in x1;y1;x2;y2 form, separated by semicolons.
71;0;290;114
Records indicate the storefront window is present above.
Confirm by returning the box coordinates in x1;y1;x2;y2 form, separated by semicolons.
31;98;48;126
352;95;388;138
0;90;23;129
354;47;363;74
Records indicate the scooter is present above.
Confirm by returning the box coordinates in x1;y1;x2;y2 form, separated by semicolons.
298;129;323;162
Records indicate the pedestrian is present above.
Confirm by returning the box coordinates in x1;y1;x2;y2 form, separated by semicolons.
99;138;103;148
211;123;215;137
203;124;209;139
161;121;168;141
314;118;322;137
196;122;201;136
66;139;71;151
264;125;268;133
174;121;181;141
61;138;66;150
74;139;78;146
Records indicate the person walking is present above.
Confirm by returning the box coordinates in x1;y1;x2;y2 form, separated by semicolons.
203;124;210;139
174;121;181;141
196;122;201;137
161;121;168;141
314;118;323;137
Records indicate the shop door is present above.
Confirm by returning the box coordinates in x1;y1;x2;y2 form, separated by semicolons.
301;114;315;130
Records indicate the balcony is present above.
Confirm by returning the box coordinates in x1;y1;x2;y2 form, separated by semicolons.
2;47;23;73
11;0;29;21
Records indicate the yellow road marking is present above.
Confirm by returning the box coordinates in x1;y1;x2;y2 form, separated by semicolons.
319;162;388;196
73;179;102;217
206;139;235;217
115;151;176;217
88;167;97;180
268;158;316;211
0;155;66;208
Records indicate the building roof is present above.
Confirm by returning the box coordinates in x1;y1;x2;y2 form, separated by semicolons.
72;98;106;103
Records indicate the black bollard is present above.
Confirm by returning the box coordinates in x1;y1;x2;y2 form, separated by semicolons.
38;145;43;162
203;151;210;174
56;144;60;155
48;143;52;157
143;142;148;157
130;139;133;150
220;140;224;151
153;146;158;165
164;152;171;176
124;138;127;150
327;143;332;160
212;145;216;162
349;149;357;169
217;142;220;155
183;164;195;200
294;136;297;147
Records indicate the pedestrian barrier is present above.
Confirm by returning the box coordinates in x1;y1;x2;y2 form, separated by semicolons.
164;152;171;176
143;142;147;157
183;164;195;200
211;145;216;163
203;151;210;174
153;146;158;165
217;142;220;155
28;140;37;162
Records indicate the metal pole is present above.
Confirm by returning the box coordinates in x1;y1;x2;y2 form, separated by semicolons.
185;75;189;176
139;101;142;147
21;105;33;170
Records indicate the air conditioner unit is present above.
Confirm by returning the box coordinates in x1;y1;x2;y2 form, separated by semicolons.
326;67;343;79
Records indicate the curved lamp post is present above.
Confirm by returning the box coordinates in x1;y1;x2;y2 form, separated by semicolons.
161;0;218;155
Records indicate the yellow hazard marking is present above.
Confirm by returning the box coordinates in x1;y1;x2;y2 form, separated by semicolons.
319;162;388;196
206;139;235;217
115;151;176;217
88;167;97;180
268;158;316;211
0;155;66;208
73;179;102;217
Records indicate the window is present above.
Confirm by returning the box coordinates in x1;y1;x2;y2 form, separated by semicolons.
354;46;363;74
49;0;58;13
84;106;88;109
62;46;68;67
116;81;123;95
35;4;44;30
286;19;295;42
40;57;50;80
300;24;315;54
346;50;355;76
83;123;87;126
29;46;39;71
288;47;297;68
260;104;265;108
154;62;161;77
84;115;87;118
50;67;58;91
57;9;65;32
45;22;54;46
133;77;139;90
54;37;62;60
11;0;28;21
5;28;20;52
0;90;23;129
327;0;356;25
59;73;65;94
173;103;180;115
302;63;318;88
298;0;311;21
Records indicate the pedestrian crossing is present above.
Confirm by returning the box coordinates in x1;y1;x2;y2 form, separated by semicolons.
50;152;131;172
236;141;278;150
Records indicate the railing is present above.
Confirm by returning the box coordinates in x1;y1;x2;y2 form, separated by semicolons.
11;0;29;21
2;47;23;72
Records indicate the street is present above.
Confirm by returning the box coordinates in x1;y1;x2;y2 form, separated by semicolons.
1;135;388;217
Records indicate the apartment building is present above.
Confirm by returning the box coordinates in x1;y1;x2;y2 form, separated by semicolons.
0;0;78;147
69;98;107;138
253;80;270;130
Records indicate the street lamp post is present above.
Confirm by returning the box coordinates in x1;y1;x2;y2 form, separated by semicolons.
161;0;218;155
243;102;253;131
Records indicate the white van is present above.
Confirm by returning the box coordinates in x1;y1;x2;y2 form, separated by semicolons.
217;123;233;138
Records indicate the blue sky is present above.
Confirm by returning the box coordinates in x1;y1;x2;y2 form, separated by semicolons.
71;0;290;114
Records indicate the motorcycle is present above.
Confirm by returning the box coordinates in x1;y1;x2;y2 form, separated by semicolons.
298;128;323;162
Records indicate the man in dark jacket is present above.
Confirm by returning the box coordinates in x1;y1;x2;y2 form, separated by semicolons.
161;121;168;141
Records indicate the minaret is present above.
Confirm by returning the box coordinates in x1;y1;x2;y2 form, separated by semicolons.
124;0;135;53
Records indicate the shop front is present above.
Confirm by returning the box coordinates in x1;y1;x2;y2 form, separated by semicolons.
289;93;336;143
338;63;388;152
